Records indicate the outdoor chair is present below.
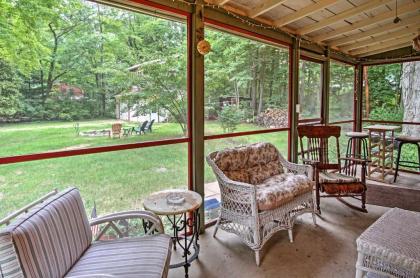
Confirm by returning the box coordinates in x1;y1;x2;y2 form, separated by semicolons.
134;120;148;135
207;142;316;266
111;123;122;138
0;187;172;278
145;119;155;133
297;125;368;213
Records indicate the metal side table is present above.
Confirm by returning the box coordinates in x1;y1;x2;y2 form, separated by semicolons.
144;189;202;278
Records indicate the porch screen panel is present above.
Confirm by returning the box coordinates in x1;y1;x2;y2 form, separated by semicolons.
0;0;188;158
298;59;322;121
204;28;289;136
363;62;420;170
0;144;189;220
329;61;355;123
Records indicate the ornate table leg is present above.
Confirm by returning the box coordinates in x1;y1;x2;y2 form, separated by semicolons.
168;210;200;278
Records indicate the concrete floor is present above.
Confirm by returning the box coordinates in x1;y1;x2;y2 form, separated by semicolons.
169;198;390;278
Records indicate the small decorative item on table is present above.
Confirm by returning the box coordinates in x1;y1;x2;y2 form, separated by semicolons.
143;189;202;278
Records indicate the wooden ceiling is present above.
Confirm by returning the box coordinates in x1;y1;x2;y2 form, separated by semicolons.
205;0;420;58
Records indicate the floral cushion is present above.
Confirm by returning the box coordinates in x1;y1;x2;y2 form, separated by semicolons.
247;142;279;168
224;169;250;184
256;173;313;211
248;161;282;185
214;142;283;184
214;146;249;171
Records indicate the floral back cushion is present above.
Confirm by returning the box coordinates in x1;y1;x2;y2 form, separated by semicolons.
214;142;283;185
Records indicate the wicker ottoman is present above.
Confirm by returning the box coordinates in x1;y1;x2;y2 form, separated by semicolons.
355;208;420;278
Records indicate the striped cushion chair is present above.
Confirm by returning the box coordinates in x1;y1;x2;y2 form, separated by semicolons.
0;188;172;278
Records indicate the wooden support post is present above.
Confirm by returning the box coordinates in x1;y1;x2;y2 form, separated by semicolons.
354;63;364;158
190;2;205;233
355;64;363;132
290;37;300;162
322;48;330;125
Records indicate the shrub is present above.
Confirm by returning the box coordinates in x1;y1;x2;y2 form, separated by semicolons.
219;105;243;133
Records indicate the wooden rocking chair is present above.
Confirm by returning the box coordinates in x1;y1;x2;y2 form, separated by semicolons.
297;125;368;213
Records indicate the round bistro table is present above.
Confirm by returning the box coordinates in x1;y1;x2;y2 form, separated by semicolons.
143;189;202;278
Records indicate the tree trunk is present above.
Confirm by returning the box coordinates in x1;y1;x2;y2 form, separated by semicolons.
401;61;420;136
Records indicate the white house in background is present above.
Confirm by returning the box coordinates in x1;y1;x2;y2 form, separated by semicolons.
115;86;168;123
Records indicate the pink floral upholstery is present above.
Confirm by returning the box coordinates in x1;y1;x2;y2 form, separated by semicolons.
213;142;313;211
214;142;283;185
256;173;313;211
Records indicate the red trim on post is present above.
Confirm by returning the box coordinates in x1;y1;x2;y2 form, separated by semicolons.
186;13;193;190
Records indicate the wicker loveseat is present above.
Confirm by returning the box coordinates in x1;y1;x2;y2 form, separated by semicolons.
207;142;316;266
0;188;172;278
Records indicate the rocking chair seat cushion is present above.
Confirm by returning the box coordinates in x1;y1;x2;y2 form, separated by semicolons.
319;172;359;184
65;235;172;278
322;183;365;194
256;173;313;211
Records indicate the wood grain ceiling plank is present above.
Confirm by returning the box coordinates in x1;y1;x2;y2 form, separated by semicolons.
298;0;394;35
249;0;288;18
329;15;420;47
312;1;420;42
340;25;419;51
273;0;338;27
359;42;412;57
349;34;414;55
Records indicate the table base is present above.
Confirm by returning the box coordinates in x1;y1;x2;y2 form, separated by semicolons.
167;210;200;278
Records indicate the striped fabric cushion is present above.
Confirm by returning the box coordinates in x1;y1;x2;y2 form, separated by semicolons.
1;188;92;278
65;234;172;278
0;233;24;278
319;172;359;184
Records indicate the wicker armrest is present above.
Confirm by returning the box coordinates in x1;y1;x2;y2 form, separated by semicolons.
90;210;164;240
278;155;313;178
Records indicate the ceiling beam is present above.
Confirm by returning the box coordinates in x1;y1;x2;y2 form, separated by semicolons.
298;0;393;35
350;35;415;56
360;42;413;57
273;0;337;27
329;15;420;47
340;26;419;52
248;0;288;18
312;1;420;42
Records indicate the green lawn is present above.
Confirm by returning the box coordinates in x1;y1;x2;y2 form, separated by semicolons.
2;120;416;221
0;119;288;220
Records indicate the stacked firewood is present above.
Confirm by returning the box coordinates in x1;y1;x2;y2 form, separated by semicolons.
256;108;288;128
